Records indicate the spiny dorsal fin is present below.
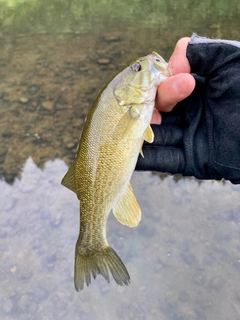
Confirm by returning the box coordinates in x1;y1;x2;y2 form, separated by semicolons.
143;125;154;143
61;160;77;194
113;183;141;227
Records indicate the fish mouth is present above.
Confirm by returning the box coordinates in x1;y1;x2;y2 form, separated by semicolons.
148;52;172;77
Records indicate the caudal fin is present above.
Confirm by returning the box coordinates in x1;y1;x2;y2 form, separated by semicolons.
74;245;130;291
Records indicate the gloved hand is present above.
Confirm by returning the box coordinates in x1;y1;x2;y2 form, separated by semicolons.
136;34;240;184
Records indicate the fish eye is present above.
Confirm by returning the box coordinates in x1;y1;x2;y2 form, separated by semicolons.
131;62;141;72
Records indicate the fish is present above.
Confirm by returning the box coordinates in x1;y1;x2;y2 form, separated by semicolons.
61;52;170;291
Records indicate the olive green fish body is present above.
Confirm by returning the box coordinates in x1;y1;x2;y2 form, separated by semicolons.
62;52;170;290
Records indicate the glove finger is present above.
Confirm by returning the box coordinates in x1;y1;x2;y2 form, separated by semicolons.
135;146;185;174
160;99;187;125
150;124;183;147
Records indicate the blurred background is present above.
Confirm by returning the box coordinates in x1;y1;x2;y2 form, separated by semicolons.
0;0;240;319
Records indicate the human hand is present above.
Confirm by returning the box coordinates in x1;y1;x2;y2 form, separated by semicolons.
151;37;195;124
137;34;240;184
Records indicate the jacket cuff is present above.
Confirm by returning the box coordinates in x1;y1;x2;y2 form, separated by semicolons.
189;33;240;48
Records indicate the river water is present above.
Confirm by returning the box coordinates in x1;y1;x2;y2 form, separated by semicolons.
0;0;240;319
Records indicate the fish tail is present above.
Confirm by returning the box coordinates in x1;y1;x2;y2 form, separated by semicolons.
74;244;130;291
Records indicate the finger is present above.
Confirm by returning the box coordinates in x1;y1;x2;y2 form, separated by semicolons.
151;108;162;124
155;73;195;112
135;146;185;174
168;37;191;74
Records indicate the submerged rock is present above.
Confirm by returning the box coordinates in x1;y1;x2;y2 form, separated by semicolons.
97;58;111;65
41;101;55;113
19;97;29;104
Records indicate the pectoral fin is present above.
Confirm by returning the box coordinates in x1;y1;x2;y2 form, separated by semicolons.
113;106;142;139
143;125;154;143
61;160;77;194
113;184;141;227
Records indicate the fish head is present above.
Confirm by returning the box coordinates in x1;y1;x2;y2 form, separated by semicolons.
131;51;170;87
114;52;171;107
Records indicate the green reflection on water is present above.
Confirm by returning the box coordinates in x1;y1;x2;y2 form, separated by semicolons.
0;0;239;183
1;0;240;33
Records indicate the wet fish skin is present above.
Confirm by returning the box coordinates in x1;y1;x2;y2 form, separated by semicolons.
61;52;170;291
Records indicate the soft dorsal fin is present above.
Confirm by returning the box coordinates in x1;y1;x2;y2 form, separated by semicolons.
61;160;77;194
113;183;141;227
143;125;154;143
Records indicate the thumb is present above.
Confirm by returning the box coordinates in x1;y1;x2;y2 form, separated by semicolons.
168;37;191;74
154;37;195;113
155;73;195;112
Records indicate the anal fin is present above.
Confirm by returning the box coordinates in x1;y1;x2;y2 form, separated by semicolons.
113;183;141;227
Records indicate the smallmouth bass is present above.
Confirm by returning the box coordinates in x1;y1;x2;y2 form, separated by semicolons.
61;52;170;291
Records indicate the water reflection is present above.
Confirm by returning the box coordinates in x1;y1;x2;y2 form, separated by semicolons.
1;158;240;319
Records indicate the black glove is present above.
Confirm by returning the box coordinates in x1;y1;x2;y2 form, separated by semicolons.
136;34;240;184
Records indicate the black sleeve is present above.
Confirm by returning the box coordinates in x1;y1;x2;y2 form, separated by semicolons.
186;34;240;183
